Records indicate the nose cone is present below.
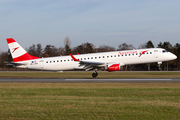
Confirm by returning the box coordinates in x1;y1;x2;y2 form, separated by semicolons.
172;54;177;60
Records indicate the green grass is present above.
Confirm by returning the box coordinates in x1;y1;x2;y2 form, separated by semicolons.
0;83;180;120
0;71;180;78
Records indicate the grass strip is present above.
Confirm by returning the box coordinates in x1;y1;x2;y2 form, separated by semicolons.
0;71;180;78
0;83;180;120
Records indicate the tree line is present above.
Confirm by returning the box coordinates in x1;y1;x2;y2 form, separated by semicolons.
0;37;180;71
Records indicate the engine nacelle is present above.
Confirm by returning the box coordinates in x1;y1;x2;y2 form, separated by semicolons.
105;63;122;72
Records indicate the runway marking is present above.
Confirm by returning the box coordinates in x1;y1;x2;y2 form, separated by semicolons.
65;79;172;81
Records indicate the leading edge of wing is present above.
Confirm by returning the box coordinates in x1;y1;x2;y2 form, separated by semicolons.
69;53;105;65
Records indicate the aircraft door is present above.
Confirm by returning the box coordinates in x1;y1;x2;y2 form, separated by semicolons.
154;50;158;58
40;60;44;68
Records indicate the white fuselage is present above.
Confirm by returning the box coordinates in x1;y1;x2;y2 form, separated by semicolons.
15;48;177;71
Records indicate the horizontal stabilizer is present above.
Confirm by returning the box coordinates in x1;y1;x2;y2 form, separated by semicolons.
5;61;26;67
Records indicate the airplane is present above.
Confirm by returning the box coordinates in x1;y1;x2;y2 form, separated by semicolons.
6;38;177;78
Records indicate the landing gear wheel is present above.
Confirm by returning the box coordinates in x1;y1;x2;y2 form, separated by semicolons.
92;72;98;78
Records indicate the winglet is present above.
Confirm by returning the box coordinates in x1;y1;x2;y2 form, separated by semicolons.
69;53;80;61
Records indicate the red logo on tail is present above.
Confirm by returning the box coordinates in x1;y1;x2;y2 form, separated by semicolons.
12;47;20;53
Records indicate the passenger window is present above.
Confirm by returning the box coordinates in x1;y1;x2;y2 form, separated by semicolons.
114;55;116;57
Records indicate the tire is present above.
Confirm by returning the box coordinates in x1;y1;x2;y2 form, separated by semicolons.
92;73;97;78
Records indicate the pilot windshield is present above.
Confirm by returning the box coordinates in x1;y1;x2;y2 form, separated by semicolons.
162;50;169;53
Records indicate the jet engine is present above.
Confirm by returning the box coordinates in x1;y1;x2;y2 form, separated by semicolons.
105;63;122;71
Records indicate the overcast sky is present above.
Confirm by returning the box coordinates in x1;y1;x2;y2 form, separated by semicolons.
1;0;180;52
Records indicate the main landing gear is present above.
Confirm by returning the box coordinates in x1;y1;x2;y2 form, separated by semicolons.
92;71;98;78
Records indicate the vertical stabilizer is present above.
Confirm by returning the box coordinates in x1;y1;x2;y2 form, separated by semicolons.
6;38;39;62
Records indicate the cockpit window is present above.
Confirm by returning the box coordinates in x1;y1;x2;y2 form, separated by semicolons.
162;50;169;53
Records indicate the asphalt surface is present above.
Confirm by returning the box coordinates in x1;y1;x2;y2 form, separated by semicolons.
0;78;180;83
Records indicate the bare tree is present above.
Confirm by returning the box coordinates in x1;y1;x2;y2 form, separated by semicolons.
64;37;71;55
43;45;59;57
59;47;65;56
27;44;43;57
138;43;147;49
0;51;9;67
72;42;95;54
139;41;154;49
36;44;43;57
28;44;37;56
118;43;134;50
97;45;115;52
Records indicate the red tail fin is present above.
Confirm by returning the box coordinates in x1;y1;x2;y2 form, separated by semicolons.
6;38;39;62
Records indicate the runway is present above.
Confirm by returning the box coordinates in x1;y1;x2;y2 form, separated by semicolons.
0;78;180;83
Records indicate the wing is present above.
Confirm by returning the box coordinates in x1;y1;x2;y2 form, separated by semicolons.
69;53;105;71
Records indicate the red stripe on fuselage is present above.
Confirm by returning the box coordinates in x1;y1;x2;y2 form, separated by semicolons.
13;53;39;62
6;38;16;44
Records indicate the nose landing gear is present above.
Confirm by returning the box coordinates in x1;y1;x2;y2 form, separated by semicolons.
158;62;162;71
